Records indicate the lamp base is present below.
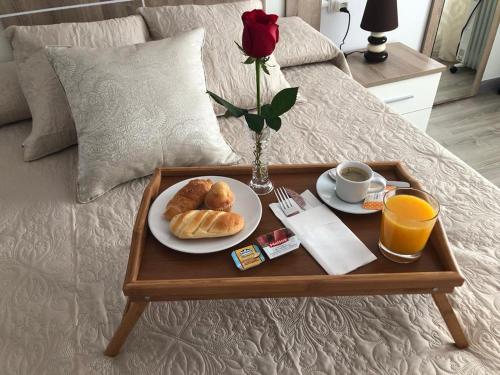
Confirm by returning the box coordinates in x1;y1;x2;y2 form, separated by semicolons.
364;50;388;63
364;32;388;63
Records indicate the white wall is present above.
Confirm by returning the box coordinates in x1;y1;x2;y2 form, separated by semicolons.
482;26;500;81
258;0;500;82
319;0;432;52
265;0;285;15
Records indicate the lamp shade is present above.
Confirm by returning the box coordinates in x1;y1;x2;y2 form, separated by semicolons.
360;0;398;32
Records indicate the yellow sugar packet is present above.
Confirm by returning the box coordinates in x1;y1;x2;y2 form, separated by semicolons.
231;245;265;271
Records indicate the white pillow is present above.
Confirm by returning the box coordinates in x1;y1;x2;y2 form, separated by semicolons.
6;15;150;161
46;28;238;203
0;61;30;126
138;1;293;116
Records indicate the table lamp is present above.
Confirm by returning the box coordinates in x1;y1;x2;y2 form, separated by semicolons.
360;0;398;63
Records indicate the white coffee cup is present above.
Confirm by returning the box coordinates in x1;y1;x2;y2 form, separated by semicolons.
333;161;386;203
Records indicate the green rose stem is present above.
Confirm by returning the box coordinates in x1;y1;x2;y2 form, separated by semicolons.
253;58;266;182
256;58;261;115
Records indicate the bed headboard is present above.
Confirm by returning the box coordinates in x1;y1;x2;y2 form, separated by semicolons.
0;1;324;32
0;1;323;38
0;0;253;27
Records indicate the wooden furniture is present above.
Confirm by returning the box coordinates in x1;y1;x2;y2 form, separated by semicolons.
421;0;447;57
285;0;321;30
346;43;446;132
0;0;246;26
104;162;468;357
420;0;500;102
0;0;141;26
428;89;500;187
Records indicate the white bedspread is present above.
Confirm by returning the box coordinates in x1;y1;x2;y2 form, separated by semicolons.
1;62;499;374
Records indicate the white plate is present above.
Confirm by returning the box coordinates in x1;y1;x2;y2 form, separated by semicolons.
316;169;382;215
148;176;262;254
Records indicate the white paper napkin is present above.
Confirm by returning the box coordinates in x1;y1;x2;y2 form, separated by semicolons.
269;190;377;275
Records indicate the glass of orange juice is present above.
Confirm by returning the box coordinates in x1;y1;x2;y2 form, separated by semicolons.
379;188;440;263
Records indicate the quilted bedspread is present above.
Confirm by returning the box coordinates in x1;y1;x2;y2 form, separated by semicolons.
1;61;500;374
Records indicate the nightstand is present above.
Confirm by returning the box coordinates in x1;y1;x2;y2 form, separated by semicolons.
346;43;446;132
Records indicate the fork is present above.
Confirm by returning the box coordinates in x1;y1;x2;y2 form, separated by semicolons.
275;187;300;217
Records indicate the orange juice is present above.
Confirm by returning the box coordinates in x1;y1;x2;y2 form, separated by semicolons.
380;194;437;255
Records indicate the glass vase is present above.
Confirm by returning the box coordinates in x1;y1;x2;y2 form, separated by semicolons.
249;127;273;195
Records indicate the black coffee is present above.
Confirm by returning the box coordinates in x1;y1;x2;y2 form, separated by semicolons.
340;167;369;182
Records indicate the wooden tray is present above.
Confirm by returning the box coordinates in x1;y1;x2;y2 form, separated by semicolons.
123;162;464;300
105;162;468;357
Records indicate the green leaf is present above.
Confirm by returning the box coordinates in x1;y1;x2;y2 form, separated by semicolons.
207;91;247;118
261;62;270;75
235;41;246;54
266;117;282;131
260;104;272;118
244;113;265;133
269;87;299;117
244;56;256;64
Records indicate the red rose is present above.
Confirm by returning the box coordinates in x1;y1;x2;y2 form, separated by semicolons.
241;9;279;58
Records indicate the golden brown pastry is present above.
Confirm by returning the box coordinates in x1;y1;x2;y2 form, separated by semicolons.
204;181;235;211
164;179;213;220
170;210;244;239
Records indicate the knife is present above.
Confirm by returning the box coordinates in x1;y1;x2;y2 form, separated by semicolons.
285;188;307;210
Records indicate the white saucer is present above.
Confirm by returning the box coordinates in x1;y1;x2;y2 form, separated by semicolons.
148;176;262;254
315;169;382;215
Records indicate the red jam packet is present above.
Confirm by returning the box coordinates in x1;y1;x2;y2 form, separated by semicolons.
256;228;300;259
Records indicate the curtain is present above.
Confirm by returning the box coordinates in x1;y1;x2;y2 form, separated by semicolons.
433;0;473;62
462;0;498;69
285;0;322;30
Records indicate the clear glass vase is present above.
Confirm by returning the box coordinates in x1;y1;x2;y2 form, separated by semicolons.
248;127;273;195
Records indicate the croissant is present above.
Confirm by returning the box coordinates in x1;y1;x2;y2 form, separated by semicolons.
164;179;213;220
170;210;244;239
205;181;234;211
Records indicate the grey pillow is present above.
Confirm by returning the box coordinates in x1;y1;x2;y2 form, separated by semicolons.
138;1;292;116
0;61;30;126
275;17;351;75
46;28;239;203
6;15;150;161
0;28;13;62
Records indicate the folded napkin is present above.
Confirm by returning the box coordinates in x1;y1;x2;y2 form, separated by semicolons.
269;190;377;275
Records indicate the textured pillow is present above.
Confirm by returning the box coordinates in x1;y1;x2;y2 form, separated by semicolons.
6;15;150;161
275;17;351;75
46;28;239;203
0;28;13;62
0;62;31;126
138;1;292;116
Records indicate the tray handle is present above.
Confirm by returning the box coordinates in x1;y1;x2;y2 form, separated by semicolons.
126;170;162;284
133;169;161;235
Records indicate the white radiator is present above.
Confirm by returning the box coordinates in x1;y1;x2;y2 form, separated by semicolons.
458;0;498;69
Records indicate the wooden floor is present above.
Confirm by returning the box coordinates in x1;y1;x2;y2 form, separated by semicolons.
428;87;500;187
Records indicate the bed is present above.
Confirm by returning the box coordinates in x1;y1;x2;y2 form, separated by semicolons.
1;1;500;374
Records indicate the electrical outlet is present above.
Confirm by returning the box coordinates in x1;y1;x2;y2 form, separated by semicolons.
336;1;349;12
327;0;349;13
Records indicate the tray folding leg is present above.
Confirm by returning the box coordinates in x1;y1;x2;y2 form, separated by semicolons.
104;300;149;357
432;292;468;348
